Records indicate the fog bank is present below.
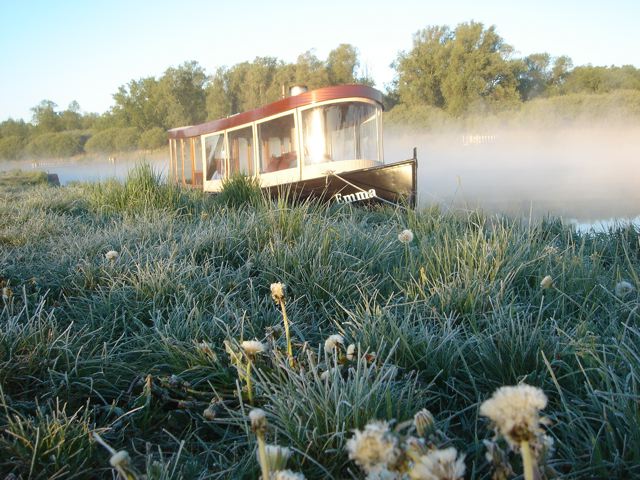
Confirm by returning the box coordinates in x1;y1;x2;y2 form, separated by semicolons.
385;125;640;223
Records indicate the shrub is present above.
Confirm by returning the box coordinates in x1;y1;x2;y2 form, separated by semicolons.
84;128;118;153
114;127;141;151
0;135;26;159
138;127;168;150
24;131;85;158
85;127;141;153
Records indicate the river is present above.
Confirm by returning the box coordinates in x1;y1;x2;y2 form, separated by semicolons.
2;128;639;233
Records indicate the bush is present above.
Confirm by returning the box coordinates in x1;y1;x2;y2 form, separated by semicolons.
0;135;26;160
384;104;452;131
138;127;168;150
114;127;140;151
85;127;141;153
24;131;85;158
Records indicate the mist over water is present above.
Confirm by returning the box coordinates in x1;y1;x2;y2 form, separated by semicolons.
0;155;167;185
385;125;640;227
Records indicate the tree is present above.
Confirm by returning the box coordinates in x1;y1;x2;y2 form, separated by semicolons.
60;100;83;130
394;22;521;115
327;44;358;85
517;53;551;100
31;100;62;133
206;68;233;120
294;50;329;89
112;77;167;131
517;54;574;99
159;60;208;127
0;118;31;140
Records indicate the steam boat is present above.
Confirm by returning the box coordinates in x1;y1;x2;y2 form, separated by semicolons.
167;84;416;206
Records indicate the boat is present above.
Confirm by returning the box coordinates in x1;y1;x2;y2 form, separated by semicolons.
167;84;416;206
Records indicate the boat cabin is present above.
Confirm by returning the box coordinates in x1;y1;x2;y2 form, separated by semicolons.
168;84;416;205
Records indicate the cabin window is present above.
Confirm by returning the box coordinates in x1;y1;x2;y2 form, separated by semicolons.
193;138;203;186
181;139;192;184
204;133;226;181
228;126;254;176
169;139;178;183
301;102;380;164
258;114;298;173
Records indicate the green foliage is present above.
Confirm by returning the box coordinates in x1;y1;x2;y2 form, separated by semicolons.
24;130;85;158
112;77;167;131
31;99;63;133
563;64;640;94
113;127;141;151
394;22;521;116
384;103;453;131
138;127;168;150
205;44;370;120
0;135;26;160
0;118;31;139
84;128;118;153
160;61;208;127
216;174;263;208
85;127;141;153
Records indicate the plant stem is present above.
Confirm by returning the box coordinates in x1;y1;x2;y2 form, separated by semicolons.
256;431;270;480
520;440;535;480
280;300;294;367
246;358;254;405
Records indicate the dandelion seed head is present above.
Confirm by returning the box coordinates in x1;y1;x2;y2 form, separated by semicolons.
1;287;12;300
324;334;344;354
398;229;414;244
408;447;466;480
480;384;547;447
346;421;400;473
203;404;216;420
321;367;339;381
540;275;553;289
196;341;216;359
109;450;130;468
105;250;119;261
258;444;292;471
241;340;266;357
272;470;306;480
615;280;635;298
365;465;399;479
271;282;286;302
347;344;357;361
413;408;435;437
249;408;268;433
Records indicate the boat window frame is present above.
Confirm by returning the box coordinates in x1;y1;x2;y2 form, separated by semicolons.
201;129;228;189
255;109;300;177
296;97;383;164
225;122;258;178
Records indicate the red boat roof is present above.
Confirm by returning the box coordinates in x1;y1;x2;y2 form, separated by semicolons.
167;84;383;139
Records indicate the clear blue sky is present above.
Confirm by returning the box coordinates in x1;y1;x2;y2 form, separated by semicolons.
1;0;638;122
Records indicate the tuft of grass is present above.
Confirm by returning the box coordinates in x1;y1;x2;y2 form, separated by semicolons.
216;174;263;208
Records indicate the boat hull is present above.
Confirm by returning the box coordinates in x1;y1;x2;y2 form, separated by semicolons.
263;157;417;208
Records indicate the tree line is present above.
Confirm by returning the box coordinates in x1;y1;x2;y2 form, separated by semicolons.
1;23;639;160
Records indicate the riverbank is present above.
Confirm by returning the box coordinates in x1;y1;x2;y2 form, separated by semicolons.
1;168;639;478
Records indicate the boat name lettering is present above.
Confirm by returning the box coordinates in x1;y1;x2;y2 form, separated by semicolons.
334;189;377;204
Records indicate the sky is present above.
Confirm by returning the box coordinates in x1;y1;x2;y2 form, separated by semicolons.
1;0;639;122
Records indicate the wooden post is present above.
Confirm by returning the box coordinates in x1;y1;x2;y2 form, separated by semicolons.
180;139;186;186
190;138;196;186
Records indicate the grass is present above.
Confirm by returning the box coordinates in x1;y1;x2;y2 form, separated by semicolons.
0;166;639;478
